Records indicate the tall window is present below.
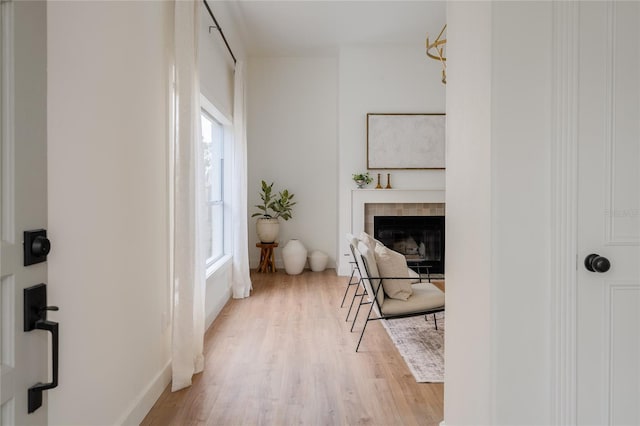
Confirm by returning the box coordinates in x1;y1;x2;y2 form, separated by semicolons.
201;110;224;265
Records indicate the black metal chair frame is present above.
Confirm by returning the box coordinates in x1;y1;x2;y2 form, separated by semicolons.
340;257;360;309
346;243;369;328
354;254;445;352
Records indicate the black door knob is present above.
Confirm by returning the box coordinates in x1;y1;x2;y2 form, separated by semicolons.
31;235;51;257
584;253;611;273
23;229;51;266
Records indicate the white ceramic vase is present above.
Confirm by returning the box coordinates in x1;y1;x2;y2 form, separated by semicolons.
256;218;279;243
309;250;329;272
282;239;307;275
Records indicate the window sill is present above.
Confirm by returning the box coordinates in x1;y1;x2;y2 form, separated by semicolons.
206;254;232;279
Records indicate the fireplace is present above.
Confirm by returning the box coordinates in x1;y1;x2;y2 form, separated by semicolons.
374;216;445;275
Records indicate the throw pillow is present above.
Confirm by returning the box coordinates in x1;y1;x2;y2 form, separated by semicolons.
374;245;413;301
357;241;385;307
408;267;421;283
359;231;377;253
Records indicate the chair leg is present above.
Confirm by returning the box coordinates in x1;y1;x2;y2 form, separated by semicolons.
345;280;362;322
433;314;438;330
345;290;356;322
355;301;376;352
350;293;368;332
340;269;357;307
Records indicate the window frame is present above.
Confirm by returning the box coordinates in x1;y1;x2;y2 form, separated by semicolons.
200;94;232;274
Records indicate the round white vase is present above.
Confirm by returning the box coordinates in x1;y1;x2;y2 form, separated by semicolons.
282;239;307;275
256;218;279;243
309;250;329;272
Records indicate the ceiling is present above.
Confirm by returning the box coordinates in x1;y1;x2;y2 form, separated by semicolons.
227;1;446;56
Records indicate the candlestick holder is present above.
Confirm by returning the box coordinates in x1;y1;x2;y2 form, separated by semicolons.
375;173;383;189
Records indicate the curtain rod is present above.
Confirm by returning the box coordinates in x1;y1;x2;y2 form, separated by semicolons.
202;0;237;65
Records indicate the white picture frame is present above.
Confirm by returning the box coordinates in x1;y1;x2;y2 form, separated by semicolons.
367;113;446;169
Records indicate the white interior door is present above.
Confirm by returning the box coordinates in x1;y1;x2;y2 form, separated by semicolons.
0;1;49;424
578;2;640;425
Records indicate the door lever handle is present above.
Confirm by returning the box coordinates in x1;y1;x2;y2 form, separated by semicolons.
23;283;60;413
28;319;59;413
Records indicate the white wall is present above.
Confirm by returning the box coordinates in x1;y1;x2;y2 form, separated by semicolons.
246;42;446;276
47;1;173;424
491;3;552;424
47;2;245;423
445;2;553;424
337;46;446;274
247;57;338;269
199;1;235;120
205;261;232;328
444;2;493;424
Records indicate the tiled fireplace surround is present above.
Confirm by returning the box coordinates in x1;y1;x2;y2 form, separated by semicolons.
344;188;445;275
364;203;445;236
350;189;445;235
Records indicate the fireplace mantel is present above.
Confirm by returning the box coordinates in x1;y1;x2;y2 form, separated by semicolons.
351;189;445;235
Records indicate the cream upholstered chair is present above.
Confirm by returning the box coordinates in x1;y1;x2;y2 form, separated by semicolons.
346;234;426;330
353;240;445;352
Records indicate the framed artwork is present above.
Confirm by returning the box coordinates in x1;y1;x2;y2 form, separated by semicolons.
366;113;446;169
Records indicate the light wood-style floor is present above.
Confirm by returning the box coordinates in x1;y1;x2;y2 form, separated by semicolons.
141;269;444;426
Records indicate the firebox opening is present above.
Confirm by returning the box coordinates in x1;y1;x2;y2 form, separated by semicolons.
373;216;445;275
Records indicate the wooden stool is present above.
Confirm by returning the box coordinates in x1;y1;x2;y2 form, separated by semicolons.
256;242;278;273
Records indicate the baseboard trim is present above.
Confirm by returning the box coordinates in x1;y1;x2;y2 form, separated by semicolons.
116;360;172;426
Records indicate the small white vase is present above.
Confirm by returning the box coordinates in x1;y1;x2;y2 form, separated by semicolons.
309;250;329;272
256;218;279;243
282;239;307;275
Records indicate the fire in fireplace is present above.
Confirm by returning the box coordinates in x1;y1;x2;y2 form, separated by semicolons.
373;216;445;275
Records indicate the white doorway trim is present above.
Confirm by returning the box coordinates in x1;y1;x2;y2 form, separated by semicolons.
1;0;15;241
549;2;579;425
0;1;16;421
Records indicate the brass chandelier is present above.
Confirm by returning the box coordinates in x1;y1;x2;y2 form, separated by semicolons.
426;24;447;84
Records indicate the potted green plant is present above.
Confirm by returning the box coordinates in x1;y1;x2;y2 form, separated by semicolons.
352;172;373;188
252;180;296;243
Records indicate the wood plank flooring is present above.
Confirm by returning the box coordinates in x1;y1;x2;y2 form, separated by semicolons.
141;270;444;426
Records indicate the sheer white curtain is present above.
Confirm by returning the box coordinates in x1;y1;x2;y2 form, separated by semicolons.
231;61;253;298
171;0;206;392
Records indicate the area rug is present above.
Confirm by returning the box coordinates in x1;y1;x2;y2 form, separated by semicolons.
381;313;445;383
